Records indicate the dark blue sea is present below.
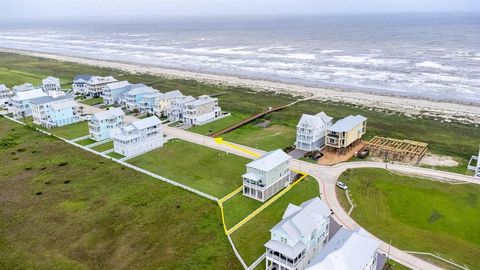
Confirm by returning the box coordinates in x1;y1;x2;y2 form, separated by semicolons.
0;13;479;103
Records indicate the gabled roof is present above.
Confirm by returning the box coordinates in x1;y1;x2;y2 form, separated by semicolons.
12;83;34;92
125;83;158;96
92;108;125;121
42;76;60;84
89;76;117;84
163;90;184;99
50;100;77;111
247;149;290;172
185;95;217;107
11;88;47;101
297;111;332;129
242;172;260;181
271;198;331;245
328;115;367;132
265;239;306;259
30;93;73;105
130;116;161;130
306;228;381;270
104;80;131;90
73;74;93;82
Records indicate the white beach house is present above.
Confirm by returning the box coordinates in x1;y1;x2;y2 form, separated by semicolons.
138;91;164;114
12;83;34;93
325;115;367;149
30;92;79;128
0;84;12;105
166;95;195;122
153;90;185;116
89;108;125;141
265;197;332;270
183;95;222;126
306;228;382;270
296;112;333;151
72;75;117;96
243;149;291;202
10;88;48;118
122;83;160;111
112;116;163;157
42;76;61;92
102;80;132;105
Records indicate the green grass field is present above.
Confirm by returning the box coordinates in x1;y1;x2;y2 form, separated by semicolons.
79;97;104;106
49;121;89;140
337;168;480;269
76;138;96;146
127;139;250;198
189;113;248;136
91;141;114;152
107;151;125;159
0;117;240;269
230;176;320;265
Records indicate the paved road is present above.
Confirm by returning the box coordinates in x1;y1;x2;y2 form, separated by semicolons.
82;104;478;270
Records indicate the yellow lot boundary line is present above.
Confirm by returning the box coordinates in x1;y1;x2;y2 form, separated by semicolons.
214;137;261;158
219;186;244;203
221;171;308;236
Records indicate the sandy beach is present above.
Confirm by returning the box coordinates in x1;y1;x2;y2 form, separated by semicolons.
3;48;480;124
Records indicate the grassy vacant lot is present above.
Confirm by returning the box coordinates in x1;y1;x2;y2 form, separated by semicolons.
338;168;480;269
107;151;124;159
1;51;478;169
49;121;89;140
230;176;319;265
91;140;114;152
80;97;104;106
127;139;249;198
189;113;248;136
0;117;239;269
223;192;262;229
76;138;96;146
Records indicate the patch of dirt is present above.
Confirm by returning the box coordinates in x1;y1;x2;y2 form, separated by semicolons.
318;141;366;165
420;153;459;167
254;120;271;128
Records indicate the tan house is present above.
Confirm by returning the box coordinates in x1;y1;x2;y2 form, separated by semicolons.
325;115;366;149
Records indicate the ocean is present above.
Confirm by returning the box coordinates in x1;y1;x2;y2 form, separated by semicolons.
0;13;479;104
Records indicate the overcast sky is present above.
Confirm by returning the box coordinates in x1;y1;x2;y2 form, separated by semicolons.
1;0;478;20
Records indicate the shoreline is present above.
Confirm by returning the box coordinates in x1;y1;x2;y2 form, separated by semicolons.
2;48;480;124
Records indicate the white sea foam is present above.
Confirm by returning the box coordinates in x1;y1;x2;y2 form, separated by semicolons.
321;50;343;54
415;61;456;71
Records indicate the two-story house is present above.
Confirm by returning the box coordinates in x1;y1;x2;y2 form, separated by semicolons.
72;75;117;96
89;108;125;141
243;149;291;202
153;90;185;117
42;76;61;92
0;84;12;106
122;84;160;111
265;197;332;270
10;88;48;118
30;92;79;128
166;95;195;122
102;81;132;105
306;228;382;270
295;112;333;151
112;116;163;157
138;92;164;114
325;115;367;149
183;95;222;126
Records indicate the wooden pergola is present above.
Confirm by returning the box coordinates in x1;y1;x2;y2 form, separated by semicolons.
365;136;428;164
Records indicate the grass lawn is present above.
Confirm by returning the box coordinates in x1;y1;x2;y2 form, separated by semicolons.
230;176;320;265
49;121;89;140
127;139;249;198
223;192;263;229
337;168;480;269
1;51;478;172
91;141;114;152
107;151;125;159
0;67;44;87
0;117;240;269
80;97;103;106
189;113;248;136
76;138;96;146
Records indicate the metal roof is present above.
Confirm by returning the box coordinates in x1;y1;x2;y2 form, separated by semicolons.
11;88;47;101
246;149;290;171
130;116;161;129
30;93;73;105
328;115;366;132
297;111;332;129
92;108;125;121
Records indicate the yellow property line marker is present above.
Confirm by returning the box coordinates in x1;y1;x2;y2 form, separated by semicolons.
219;186;243;203
214;137;261;158
225;172;309;235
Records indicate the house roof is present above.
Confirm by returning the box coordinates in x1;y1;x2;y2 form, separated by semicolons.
297;112;332;129
105;80;131;90
163;90;184;99
30;93;73;105
130;116;161;130
92;108;125;121
0;84;9;91
125;83;158;96
328;115;367;132
12;83;34;92
267;197;331;258
242;172;260;181
306;228;381;270
247;149;290;171
11;88;47;101
73;74;93;82
42;76;60;85
185;95;217;107
89;76;117;84
50;100;77;111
